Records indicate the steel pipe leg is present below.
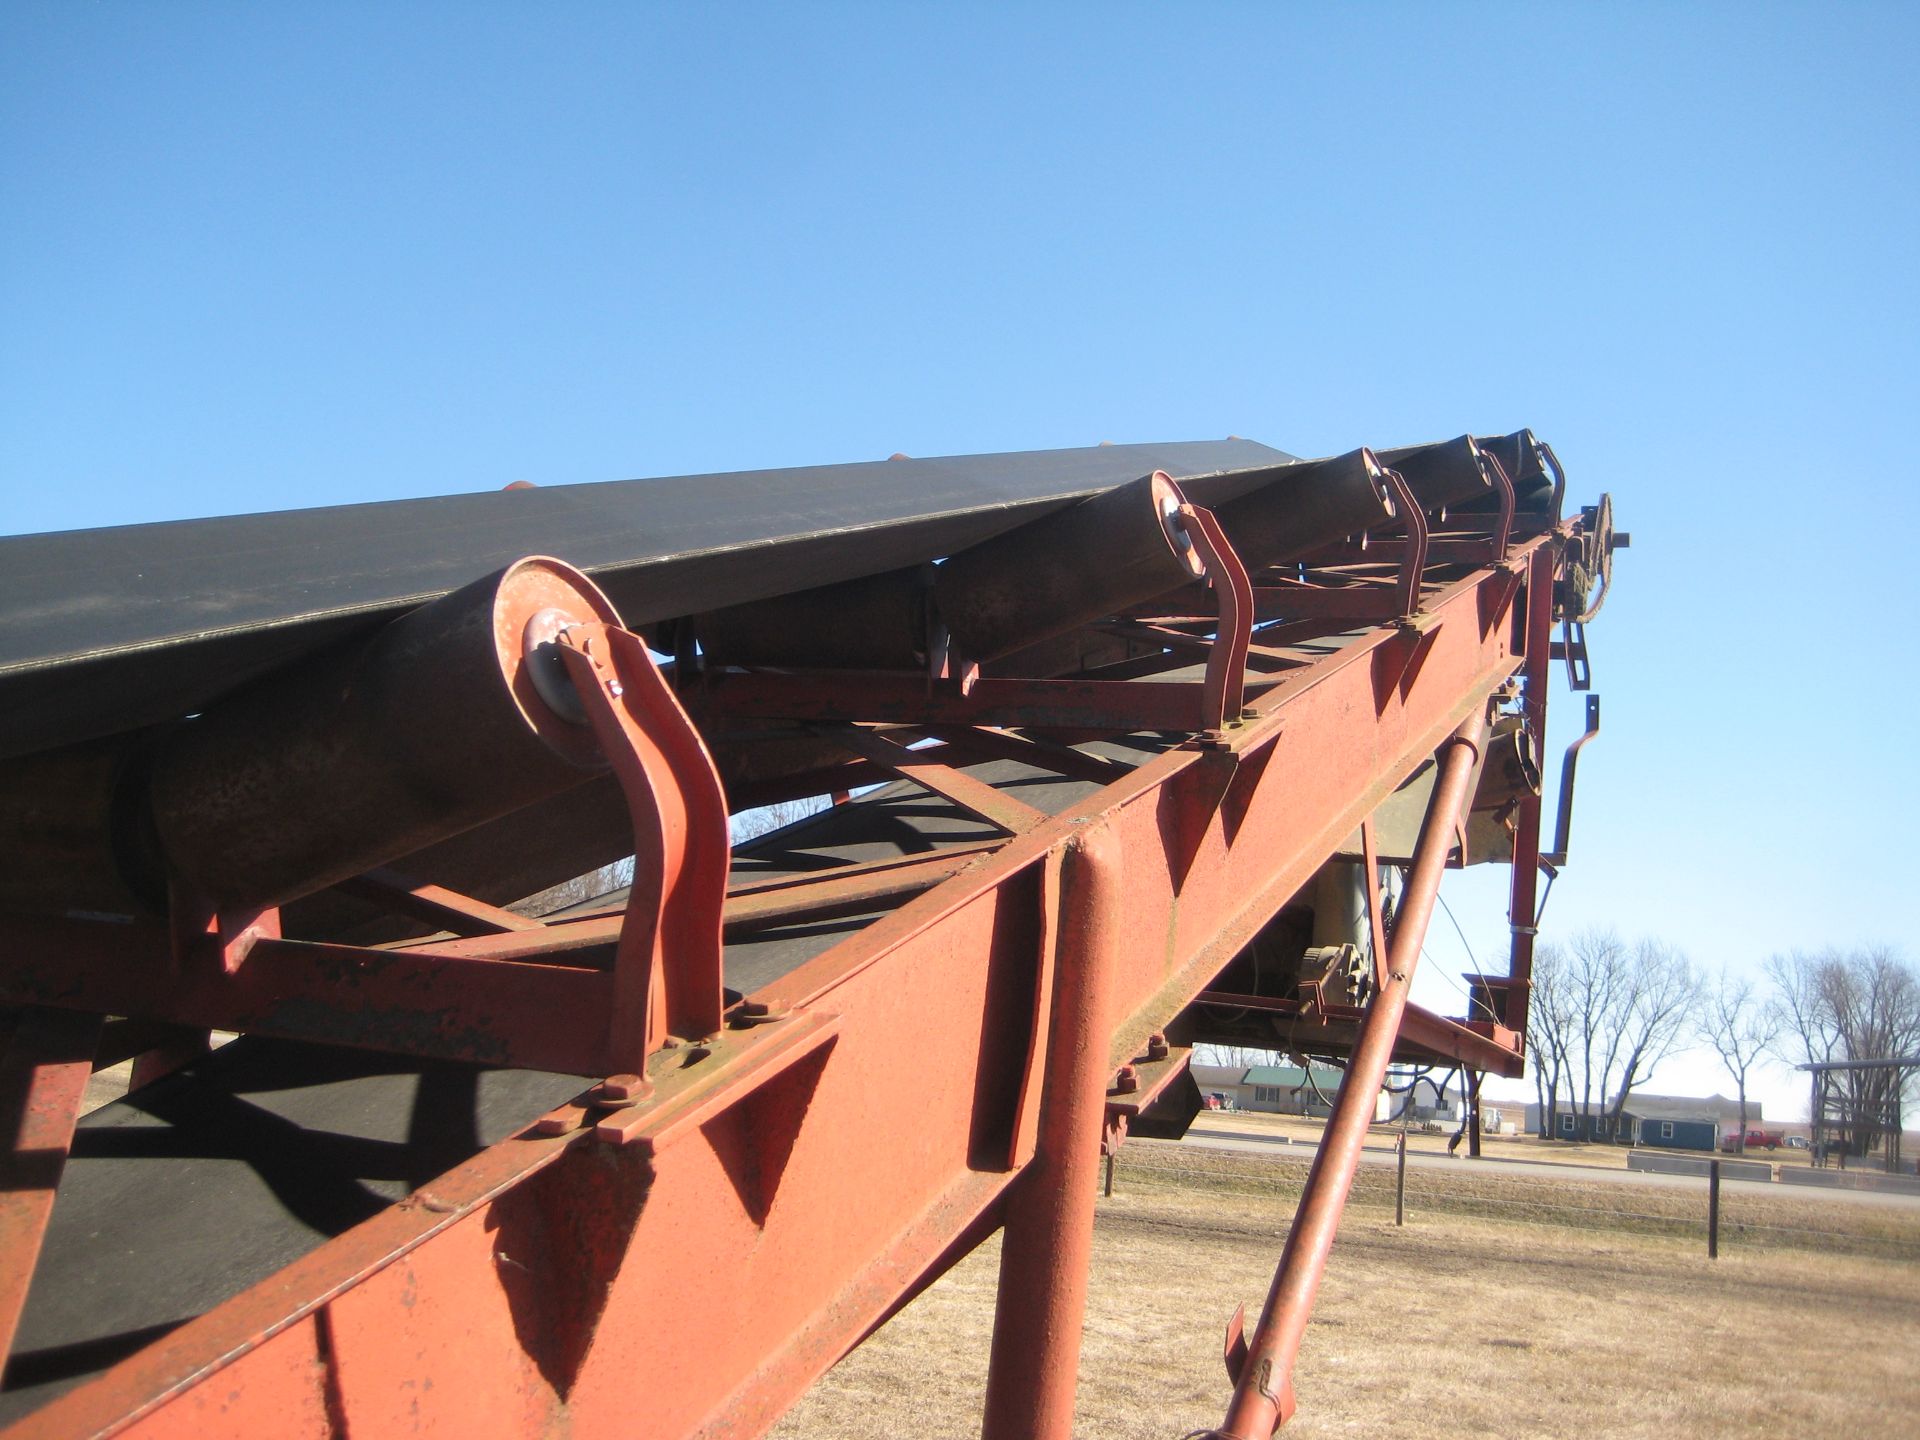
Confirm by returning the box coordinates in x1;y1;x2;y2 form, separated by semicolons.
1216;706;1489;1439
981;824;1123;1440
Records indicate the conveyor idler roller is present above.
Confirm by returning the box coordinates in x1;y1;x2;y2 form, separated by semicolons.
933;470;1206;664
1374;435;1497;513
1462;428;1557;513
690;453;1407;674
0;430;1550;928
1204;448;1397;568
695;471;1209;670
136;557;622;911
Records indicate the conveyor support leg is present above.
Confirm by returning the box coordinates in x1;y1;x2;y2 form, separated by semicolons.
980;824;1122;1440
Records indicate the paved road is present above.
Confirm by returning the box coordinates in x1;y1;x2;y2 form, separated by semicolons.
1180;1125;1920;1210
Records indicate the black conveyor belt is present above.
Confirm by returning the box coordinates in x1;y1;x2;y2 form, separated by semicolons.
0;439;1289;758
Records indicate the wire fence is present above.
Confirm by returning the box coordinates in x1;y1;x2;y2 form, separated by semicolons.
1110;1141;1920;1262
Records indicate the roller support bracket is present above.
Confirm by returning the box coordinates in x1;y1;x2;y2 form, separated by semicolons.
1241;466;1430;630
1385;467;1429;618
1479;449;1517;562
1176;502;1254;734
558;622;731;1079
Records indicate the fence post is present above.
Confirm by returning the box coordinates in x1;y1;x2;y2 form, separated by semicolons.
1395;1130;1407;1226
1707;1159;1720;1259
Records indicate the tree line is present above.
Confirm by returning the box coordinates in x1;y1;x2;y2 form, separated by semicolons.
1526;930;1920;1154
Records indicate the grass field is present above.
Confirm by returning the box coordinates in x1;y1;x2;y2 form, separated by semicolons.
1189;1108;1851;1174
1133;1140;1920;1259
772;1139;1920;1439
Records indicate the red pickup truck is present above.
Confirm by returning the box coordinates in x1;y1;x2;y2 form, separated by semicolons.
1720;1128;1784;1152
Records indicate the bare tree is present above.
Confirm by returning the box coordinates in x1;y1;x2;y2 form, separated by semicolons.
1195;1043;1285;1071
1698;969;1777;1152
512;856;636;917
731;797;832;844
1527;942;1576;1138
1768;949;1843;1067
510;798;831;920
1768;947;1920;1158
1567;928;1630;1138
1600;938;1699;1141
1525;928;1698;1143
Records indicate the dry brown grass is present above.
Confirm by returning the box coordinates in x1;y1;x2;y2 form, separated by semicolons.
1124;1141;1920;1259
773;1141;1920;1439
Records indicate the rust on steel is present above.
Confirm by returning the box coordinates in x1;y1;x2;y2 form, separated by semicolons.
1469;428;1559;516
557;619;731;1066
0;739;143;917
7;544;1549;1437
695;468;1213;671
0;430;1618;1439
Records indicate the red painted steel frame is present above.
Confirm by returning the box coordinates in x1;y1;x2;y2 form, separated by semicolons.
981;827;1122;1440
4;526;1563;1440
0;1008;101;1372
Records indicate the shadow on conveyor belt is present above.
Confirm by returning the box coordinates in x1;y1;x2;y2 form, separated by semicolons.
1;733;1178;1424
0;1044;592;1423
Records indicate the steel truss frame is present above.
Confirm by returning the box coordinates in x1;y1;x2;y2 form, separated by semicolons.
1;475;1593;1439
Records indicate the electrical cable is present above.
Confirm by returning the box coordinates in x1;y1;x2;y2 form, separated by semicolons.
1434;891;1501;1023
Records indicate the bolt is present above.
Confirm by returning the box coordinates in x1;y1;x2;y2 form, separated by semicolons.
1113;1064;1139;1094
1146;1032;1170;1062
597;1073;649;1103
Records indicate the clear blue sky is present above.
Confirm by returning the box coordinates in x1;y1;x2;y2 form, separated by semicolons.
5;4;1916;1118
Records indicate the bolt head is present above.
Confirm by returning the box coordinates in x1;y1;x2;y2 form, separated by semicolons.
599;1073;648;1102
